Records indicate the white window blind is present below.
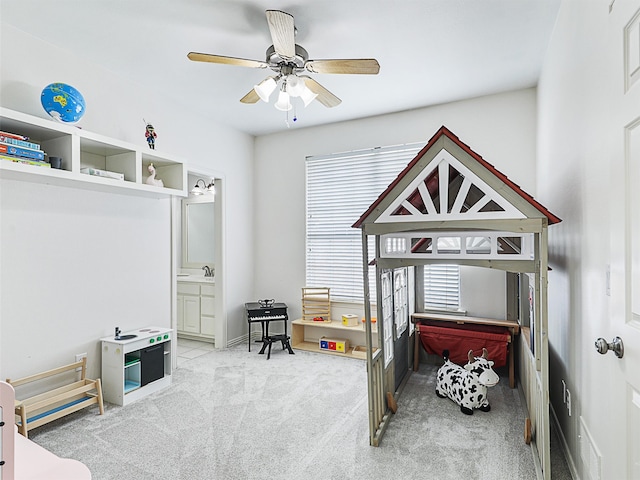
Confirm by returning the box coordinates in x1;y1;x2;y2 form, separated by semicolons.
305;143;460;308
423;264;460;310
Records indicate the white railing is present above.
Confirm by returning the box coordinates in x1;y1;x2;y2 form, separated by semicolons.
369;351;387;446
380;231;534;260
519;339;550;479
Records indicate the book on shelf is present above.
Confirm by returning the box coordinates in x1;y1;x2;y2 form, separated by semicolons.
0;153;51;167
0;130;29;141
80;167;125;180
0;134;40;150
0;142;45;160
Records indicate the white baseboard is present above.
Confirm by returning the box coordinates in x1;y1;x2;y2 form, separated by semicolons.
227;333;249;348
550;404;580;479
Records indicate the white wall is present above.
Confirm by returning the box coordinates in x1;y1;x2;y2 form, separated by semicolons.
0;25;255;378
0;181;172;378
536;0;610;477
460;266;506;318
253;88;536;321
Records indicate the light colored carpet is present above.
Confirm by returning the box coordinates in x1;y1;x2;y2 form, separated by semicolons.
28;342;571;479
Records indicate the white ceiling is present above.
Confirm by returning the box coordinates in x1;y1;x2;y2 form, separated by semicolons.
1;0;560;137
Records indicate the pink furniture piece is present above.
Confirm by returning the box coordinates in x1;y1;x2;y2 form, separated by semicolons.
0;381;91;480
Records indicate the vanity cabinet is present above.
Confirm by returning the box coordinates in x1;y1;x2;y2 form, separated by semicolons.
0;107;187;197
177;282;201;333
200;284;216;336
177;281;215;342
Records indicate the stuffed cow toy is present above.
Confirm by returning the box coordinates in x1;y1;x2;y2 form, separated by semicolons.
435;348;499;415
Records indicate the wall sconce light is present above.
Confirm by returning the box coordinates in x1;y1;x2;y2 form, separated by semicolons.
191;179;215;195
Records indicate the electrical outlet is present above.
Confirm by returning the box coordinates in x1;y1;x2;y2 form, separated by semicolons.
75;353;87;371
567;389;572;416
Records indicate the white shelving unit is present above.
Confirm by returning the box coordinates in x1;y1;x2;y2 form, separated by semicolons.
101;327;173;406
0;107;187;197
291;318;379;359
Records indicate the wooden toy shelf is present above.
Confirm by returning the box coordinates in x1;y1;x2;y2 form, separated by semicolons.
291;318;378;359
6;357;104;438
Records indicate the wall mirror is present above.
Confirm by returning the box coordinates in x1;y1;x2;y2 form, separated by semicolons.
182;197;215;268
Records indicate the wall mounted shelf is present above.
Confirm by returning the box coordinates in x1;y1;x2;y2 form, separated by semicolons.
0;107;187;197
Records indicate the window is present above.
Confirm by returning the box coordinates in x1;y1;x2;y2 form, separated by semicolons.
306;144;460;310
423;264;460;310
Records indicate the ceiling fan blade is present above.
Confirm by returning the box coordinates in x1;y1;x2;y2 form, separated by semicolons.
305;59;380;75
300;76;342;108
265;10;295;59
187;52;268;69
240;88;260;104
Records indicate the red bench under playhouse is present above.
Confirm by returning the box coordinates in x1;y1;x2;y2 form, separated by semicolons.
412;313;520;388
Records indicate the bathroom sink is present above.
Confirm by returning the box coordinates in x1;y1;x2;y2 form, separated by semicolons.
177;275;214;282
115;334;137;340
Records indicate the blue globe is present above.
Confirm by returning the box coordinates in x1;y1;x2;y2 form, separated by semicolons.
41;83;86;123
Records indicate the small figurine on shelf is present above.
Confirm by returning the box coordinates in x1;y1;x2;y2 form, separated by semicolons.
144;119;157;149
145;163;164;187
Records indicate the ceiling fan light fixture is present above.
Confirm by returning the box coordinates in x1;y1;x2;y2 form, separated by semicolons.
188;9;379;115
274;90;292;111
254;76;277;102
300;86;318;107
285;75;305;97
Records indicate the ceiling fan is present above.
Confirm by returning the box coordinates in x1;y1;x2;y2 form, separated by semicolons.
187;9;380;111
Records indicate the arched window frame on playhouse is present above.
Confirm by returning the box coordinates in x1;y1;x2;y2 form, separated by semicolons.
352;126;561;480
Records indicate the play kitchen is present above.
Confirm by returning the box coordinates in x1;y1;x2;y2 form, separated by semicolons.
100;326;173;406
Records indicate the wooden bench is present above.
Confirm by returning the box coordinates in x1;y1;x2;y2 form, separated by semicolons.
412;313;520;388
6;357;105;438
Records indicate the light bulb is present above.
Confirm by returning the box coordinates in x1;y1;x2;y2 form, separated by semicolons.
300;85;318;107
254;77;277;102
286;75;305;97
274;90;292;111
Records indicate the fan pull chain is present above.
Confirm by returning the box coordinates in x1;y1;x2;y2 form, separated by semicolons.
284;101;298;128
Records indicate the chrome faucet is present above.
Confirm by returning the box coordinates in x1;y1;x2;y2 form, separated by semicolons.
202;265;214;277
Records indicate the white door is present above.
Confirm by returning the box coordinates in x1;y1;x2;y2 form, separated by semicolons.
381;270;394;368
605;1;640;478
392;268;409;391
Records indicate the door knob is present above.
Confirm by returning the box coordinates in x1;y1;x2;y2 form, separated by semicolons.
595;336;624;358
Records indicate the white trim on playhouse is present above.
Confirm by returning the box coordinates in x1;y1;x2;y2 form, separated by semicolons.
377;148;526;224
380;230;534;261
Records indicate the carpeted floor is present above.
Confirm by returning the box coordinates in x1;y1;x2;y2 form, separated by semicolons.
28;340;572;479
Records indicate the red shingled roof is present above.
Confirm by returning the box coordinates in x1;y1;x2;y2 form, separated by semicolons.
352;126;561;228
